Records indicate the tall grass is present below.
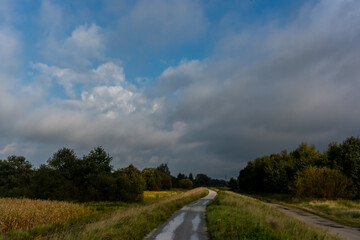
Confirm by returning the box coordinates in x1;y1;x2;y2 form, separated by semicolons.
246;192;360;227
294;199;360;227
0;198;92;234
207;191;342;240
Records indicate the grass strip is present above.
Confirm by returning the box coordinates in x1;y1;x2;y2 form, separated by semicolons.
206;191;343;240
45;187;208;240
244;192;360;227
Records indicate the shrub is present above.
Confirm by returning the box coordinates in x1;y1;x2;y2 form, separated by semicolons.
293;166;355;199
178;179;193;189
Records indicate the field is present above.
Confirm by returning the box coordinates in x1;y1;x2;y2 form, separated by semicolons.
0;188;208;240
206;191;342;240
246;193;360;227
0;198;92;234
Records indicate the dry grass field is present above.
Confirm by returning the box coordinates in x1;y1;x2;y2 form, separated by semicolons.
0;198;93;234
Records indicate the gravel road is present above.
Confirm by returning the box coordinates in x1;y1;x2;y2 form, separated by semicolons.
145;189;217;240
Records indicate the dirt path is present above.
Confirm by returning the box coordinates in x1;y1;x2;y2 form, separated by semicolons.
145;189;217;240
269;203;360;240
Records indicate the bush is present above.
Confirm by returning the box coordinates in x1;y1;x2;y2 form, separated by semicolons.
293;166;355;199
178;179;193;189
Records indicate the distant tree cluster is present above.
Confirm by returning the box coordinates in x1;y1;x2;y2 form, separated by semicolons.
236;136;360;199
0;147;228;202
0;147;147;202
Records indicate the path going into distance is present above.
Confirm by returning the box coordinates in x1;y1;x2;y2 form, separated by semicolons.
269;203;360;240
145;189;217;240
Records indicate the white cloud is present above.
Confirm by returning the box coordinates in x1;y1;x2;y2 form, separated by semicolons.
32;61;125;97
42;23;105;68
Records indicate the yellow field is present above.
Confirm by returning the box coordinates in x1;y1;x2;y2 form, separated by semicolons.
0;198;93;234
143;190;182;203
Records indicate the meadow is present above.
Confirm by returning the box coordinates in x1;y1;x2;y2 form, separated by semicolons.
0;188;208;240
206;191;342;240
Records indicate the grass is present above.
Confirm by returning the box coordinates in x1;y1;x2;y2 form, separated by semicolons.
245;192;360;227
0;198;93;234
1;188;208;240
206;191;343;240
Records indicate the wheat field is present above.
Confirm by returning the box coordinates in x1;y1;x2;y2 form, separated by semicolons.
0;198;93;234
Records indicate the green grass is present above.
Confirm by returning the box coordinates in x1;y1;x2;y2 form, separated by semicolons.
244;192;360;227
206;191;343;240
0;188;208;240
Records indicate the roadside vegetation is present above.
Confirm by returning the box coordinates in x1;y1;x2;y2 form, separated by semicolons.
0;188;207;240
232;136;360;227
237;136;360;199
207;191;342;240
248;193;360;227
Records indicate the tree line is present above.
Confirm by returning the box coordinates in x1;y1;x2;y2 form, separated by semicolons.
0;147;224;202
233;136;360;199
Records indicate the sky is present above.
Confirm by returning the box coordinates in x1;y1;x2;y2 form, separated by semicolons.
1;0;360;179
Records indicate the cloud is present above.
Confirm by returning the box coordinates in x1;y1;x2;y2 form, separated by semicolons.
147;0;360;176
42;23;105;68
32;61;125;97
0;27;21;77
116;0;208;47
2;0;360;179
0;142;17;155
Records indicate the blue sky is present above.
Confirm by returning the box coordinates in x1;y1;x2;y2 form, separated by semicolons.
1;0;360;178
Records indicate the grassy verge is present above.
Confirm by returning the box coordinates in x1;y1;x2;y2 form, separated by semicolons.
1;188;208;240
206;191;343;240
245;192;360;227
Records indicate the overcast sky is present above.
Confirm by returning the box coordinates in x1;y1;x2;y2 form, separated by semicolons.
1;0;359;178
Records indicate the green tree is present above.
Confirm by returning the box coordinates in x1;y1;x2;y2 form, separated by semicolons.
195;173;211;187
0;156;33;197
157;163;171;175
47;148;82;200
82;146;113;174
228;177;238;190
327;136;360;196
189;173;194;182
291;143;321;171
115;164;146;202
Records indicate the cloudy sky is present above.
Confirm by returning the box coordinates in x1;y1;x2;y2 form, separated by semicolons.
0;0;359;178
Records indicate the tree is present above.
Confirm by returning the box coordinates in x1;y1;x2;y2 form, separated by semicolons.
82;146;113;174
177;173;186;181
327;136;360;197
157;163;171;175
115;164;146;202
47;148;83;200
142;168;162;190
195;173;211;186
291;143;321;171
189;173;194;182
228;177;238;190
0;156;33;197
142;168;172;190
